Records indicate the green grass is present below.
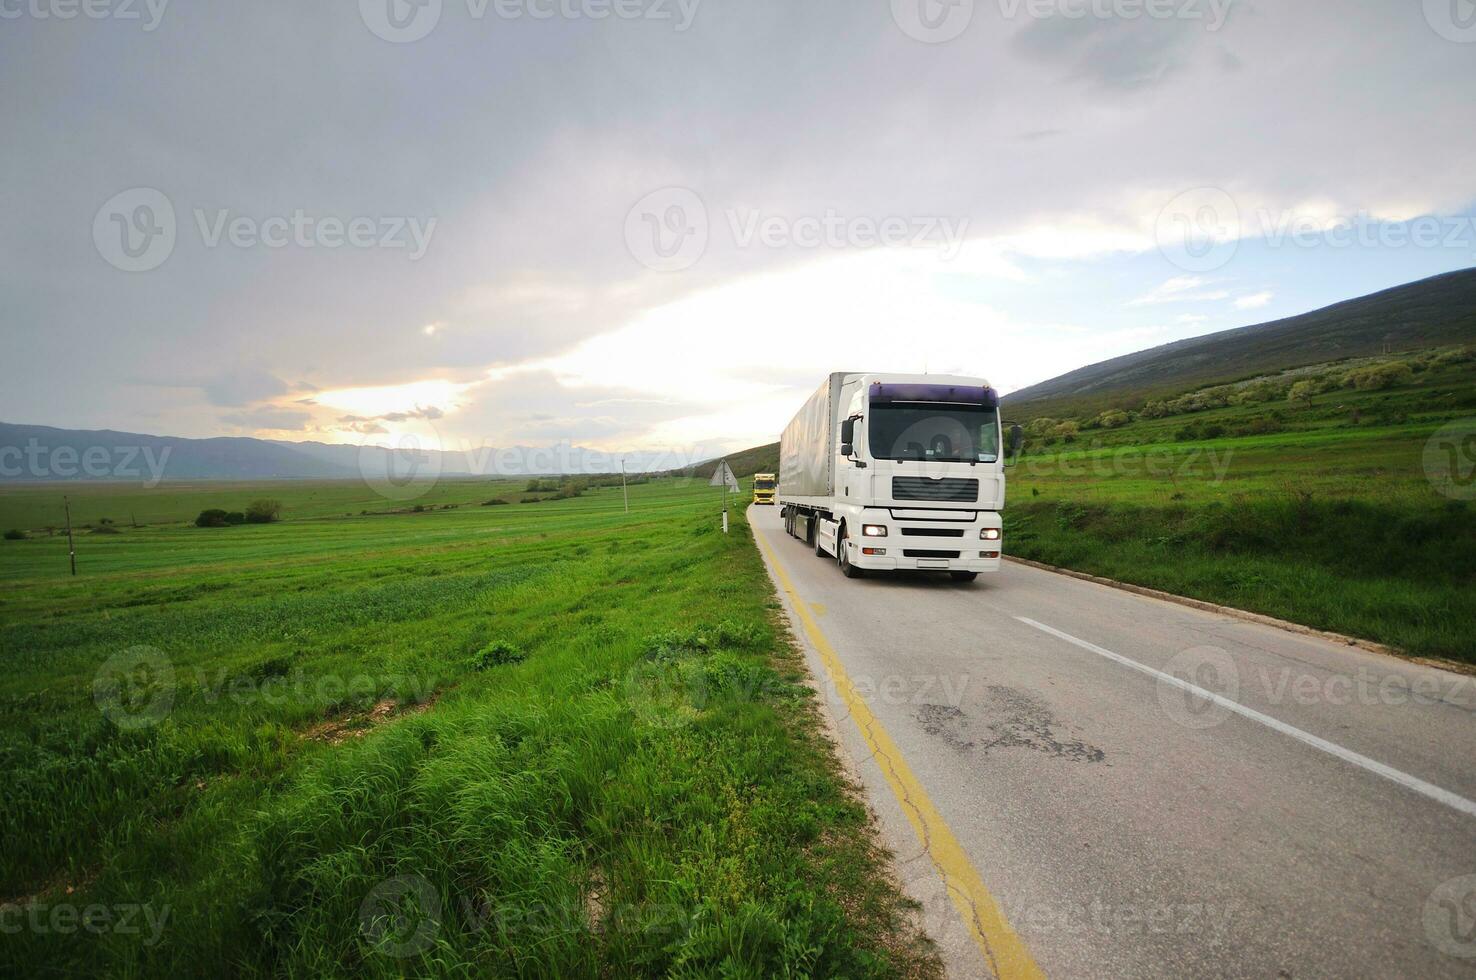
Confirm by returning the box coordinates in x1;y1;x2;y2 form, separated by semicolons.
0;479;935;977
1007;366;1476;663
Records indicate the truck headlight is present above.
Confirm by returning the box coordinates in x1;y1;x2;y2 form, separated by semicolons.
980;528;1001;540
862;524;888;537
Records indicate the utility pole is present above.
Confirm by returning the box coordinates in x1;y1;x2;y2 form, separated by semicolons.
621;457;629;514
63;496;76;576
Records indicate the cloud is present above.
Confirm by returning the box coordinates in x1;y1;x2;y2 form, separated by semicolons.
1011;10;1213;90
1234;291;1274;310
202;369;290;407
335;420;390;435
338;406;446;423
218;406;312;432
1129;276;1231;306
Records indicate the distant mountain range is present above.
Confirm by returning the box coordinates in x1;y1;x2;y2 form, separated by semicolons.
1002;268;1476;420
0;422;714;484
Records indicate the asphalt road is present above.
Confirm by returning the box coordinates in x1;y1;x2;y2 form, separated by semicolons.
748;505;1476;979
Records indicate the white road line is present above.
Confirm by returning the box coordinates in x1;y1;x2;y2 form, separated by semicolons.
1016;616;1476;820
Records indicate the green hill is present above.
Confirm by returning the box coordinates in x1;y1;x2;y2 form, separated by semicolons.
685;443;779;480
1003;268;1476;421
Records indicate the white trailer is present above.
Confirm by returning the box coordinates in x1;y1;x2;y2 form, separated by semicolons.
777;373;1021;581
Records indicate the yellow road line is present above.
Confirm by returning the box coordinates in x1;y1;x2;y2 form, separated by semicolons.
755;529;1046;980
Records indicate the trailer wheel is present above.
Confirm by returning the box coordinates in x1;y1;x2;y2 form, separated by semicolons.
837;525;863;578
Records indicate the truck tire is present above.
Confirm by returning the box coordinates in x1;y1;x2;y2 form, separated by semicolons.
814;520;827;557
949;571;978;583
837;525;863;578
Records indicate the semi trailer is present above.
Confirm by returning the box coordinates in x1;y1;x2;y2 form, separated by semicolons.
777;372;1021;581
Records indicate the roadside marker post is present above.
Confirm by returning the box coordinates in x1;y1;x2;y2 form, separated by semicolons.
63;496;76;576
709;460;739;534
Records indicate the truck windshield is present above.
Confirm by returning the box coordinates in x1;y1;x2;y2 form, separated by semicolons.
868;403;1000;463
754;478;775;489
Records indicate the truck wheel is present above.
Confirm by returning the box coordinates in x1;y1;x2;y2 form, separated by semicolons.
814;520;827;557
950;571;978;583
838;526;863;578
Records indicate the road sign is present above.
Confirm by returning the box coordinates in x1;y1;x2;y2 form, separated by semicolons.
710;460;740;533
709;460;739;492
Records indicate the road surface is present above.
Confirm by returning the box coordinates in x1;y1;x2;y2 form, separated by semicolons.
748;505;1476;979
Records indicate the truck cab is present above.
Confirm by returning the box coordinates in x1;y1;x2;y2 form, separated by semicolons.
752;472;777;505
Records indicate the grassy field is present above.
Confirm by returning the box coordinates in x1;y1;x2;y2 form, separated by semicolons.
0;474;639;531
0;478;935;977
1006;353;1476;663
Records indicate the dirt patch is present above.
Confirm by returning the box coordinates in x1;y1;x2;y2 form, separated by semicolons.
584;866;607;932
3;866;100;909
304;696;437;745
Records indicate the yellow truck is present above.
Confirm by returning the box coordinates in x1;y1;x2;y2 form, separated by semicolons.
752;472;777;505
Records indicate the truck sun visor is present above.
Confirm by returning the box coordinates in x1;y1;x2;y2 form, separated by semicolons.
869;383;999;408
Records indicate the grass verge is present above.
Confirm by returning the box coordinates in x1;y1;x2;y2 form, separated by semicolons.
0;480;937;977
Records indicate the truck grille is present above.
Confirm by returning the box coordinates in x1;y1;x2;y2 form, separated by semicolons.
903;549;961;559
892;477;978;502
900;528;964;537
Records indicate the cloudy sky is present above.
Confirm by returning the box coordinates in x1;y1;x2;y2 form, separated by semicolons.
3;0;1474;460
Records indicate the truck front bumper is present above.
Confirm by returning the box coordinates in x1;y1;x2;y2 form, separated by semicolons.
851;552;1002;572
845;510;1003;573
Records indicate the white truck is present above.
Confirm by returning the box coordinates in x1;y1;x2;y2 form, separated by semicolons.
777;373;1022;581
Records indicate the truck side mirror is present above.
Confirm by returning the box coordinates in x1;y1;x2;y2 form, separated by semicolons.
840;417;856;451
1005;423;1024;465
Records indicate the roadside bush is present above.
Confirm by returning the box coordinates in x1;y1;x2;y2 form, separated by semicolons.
1287;380;1317;405
470;640;526;670
1232;381;1285;405
520;496;542;504
195;509;230;528
481;498;510;506
1344;362;1414;391
224;512;246;525
1024;417;1059;438
1050;420;1080;443
245;499;282;524
1428;346;1475;368
3;528;27;540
